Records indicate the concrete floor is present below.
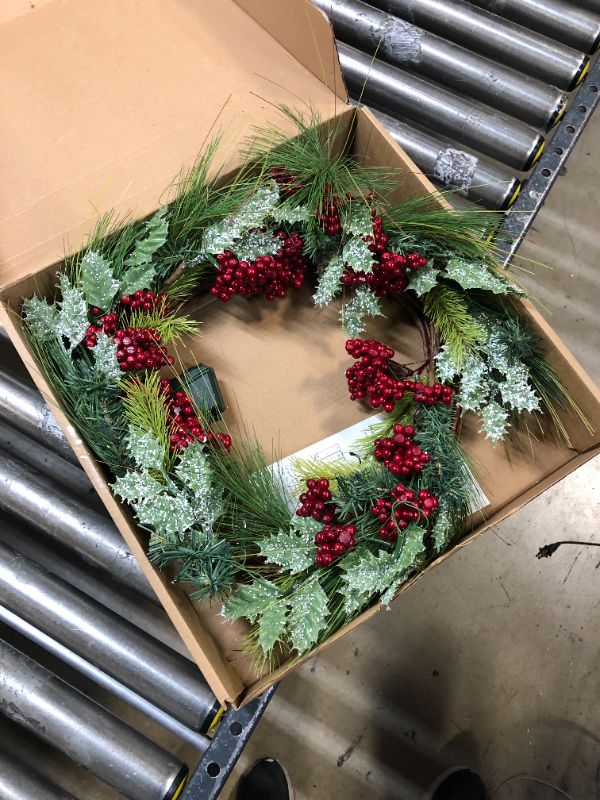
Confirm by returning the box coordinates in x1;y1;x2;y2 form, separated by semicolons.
221;117;600;799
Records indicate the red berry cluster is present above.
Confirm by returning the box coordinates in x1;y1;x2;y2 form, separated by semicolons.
159;380;232;452
210;231;308;302
345;338;453;413
371;485;439;542
84;311;119;346
374;423;430;477
114;327;174;372
314;523;356;566
318;196;341;236
120;289;168;313
295;478;338;523
342;215;428;299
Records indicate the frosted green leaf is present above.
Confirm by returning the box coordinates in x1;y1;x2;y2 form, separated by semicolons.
435;346;460;383
257;602;288;656
485;327;511;374
342;287;382;338
272;203;310;225
431;502;452;555
480;401;510;444
221;579;281;623
56;275;89;353
313;255;345;306
445;258;511;295
497;365;540;413
202;183;280;255
175;441;223;532
92;332;121;381
135;492;194;536
408;265;440;296
22;296;59;341
343;203;373;236
342;236;374;273
112;469;165;503
258;516;320;575
287;575;329;655
233;228;278;262
80;251;119;310
127;426;166;471
380;528;426;606
457;353;490;413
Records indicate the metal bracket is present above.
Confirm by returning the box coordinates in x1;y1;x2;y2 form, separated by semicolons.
497;56;600;266
182;686;276;799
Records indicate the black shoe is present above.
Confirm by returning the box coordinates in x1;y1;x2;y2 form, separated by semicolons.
424;768;487;800
236;758;293;800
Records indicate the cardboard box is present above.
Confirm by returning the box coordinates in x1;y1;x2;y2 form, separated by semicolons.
1;0;599;707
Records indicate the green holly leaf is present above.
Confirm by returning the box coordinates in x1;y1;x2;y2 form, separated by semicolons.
342;236;374;273
22;296;59;341
112;469;165;503
202;183;280;255
258;517;320;575
287;575;329;655
119;207;169;295
56;275;89;352
257;602;288;655
92;331;121;381
221;579;281;624
342;203;373;236
314;255;345;306
272;203;310;225
127;426;166;471
445;258;512;295
408;265;440;296
80;251;119;310
135;492;194;536
480;401;510;444
341;287;382;338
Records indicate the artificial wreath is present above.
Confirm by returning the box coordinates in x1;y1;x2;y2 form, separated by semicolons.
22;108;588;665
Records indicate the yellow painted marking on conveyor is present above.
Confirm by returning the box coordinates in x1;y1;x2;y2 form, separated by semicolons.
207;705;225;733
531;140;545;167
577;61;590;86
172;776;187;800
507;182;522;209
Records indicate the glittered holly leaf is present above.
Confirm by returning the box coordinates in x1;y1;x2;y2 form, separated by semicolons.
128;426;166;472
341;287;382;338
435;346;459;383
233;228;278;262
342;203;373;236
431;502;452;555
485;328;511;374
92;332;121;381
112;469;165;503
480;401;510;444
120;207;169;295
457;353;490;413
313;255;345;306
202;183;280;255
259;517;320;575
22;296;59;341
380;528;426;606
175;442;223;532
80;251;119;310
56;275;89;353
497;365;540;413
287;575;329;655
272;203;310;225
135;492;194;536
257;602;288;656
408;265;440;297
221;579;281;624
342;236;374;273
445;258;512;295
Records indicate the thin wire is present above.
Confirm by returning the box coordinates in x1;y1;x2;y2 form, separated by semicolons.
491;773;575;799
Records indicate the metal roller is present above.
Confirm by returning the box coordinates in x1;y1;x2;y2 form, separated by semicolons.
368;106;521;209
0;370;76;463
467;0;600;54
314;0;567;130
0;541;217;733
0;519;190;658
0;638;188;800
579;0;600;13
369;0;588;90
0;448;155;602
0;749;77;800
338;42;544;170
0;420;96;502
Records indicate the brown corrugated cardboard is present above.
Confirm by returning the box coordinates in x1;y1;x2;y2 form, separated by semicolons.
1;1;599;707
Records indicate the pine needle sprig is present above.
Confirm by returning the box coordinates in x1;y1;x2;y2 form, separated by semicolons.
120;372;172;460
162;262;212;304
423;284;487;369
128;304;200;344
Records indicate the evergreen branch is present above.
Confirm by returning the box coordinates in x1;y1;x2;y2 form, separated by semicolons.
423;284;486;370
120;373;171;458
128;303;200;344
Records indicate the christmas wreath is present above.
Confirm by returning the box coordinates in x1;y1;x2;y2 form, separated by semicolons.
22;108;589;665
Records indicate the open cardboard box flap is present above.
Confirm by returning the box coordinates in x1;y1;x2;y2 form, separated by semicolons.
0;0;345;291
1;0;600;709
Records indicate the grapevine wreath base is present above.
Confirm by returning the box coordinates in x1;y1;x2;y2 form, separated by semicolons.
20;108;591;680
